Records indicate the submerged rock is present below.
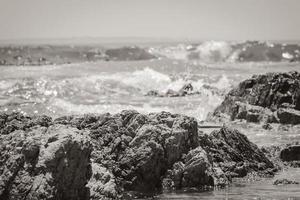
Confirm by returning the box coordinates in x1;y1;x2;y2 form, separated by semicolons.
146;83;199;97
211;71;300;124
273;178;299;185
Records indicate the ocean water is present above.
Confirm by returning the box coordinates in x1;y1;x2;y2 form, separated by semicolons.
0;57;300;199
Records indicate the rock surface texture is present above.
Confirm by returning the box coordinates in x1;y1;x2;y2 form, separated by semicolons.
0;111;277;199
212;71;300;124
0;123;92;200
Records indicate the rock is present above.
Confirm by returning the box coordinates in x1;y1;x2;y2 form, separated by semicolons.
262;123;273;130
105;46;156;61
280;145;300;161
0;111;278;198
0;112;52;135
231;102;276;123
212;71;300;124
277;108;300;124
162;147;229;190
273;178;299;185
199;127;275;178
181;147;215;188
0;124;92;200
146;90;160;97
87;163;119;200
115;112;199;192
146;83;199;97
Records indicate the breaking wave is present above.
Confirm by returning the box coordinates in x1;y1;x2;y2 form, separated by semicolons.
0;67;233;120
149;41;300;63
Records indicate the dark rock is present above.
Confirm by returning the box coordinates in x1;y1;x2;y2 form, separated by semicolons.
162;147;229;190
199;127;275;178
181;147;216;188
0;112;52;135
280;145;300;161
273;178;299;185
277;108;300;124
0;111;278;199
146;90;160;97
105;46;156;61
262;123;273;130
0;125;92;200
212;71;300;124
146;83;199;97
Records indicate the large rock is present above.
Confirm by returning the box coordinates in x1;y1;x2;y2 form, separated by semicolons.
0;111;277;199
212;71;300;124
54;111;200;194
199;127;275;178
0;124;92;200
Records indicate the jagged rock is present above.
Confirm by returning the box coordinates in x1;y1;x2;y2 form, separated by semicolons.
199;127;275;178
280;145;300;161
0;112;52;135
273;178;299;185
212;71;300;124
181;147;215;187
55;110;199;193
0;111;278;199
87;163;119;200
162;147;229;190
0;124;92;200
230;102;276;123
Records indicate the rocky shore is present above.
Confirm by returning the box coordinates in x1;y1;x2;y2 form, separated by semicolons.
211;71;300;125
0;110;283;199
1;71;300;199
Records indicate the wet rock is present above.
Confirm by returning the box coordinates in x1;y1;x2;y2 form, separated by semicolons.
0;111;278;198
277;108;300;124
212;71;300;124
162;147;229;190
146;83;199;97
273;178;299;185
199;127;275;178
262;123;273;130
0;124;92;200
280;145;300;161
181;147;215;188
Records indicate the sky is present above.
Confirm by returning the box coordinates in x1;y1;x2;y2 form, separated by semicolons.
0;0;300;41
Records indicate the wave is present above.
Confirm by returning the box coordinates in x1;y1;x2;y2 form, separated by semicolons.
149;41;300;63
0;67;233;120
